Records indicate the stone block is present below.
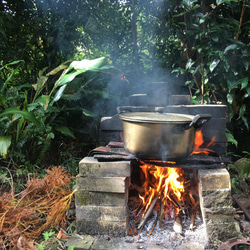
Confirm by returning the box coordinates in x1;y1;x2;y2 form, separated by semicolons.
76;205;128;222
202;129;227;143
75;190;128;206
201;118;226;130
100;114;123;131
99;131;122;146
76;175;130;193
198;168;237;241
198;168;231;192
163;104;228;119
76;219;128;237
129;94;147;106
200;189;233;208
205;219;238;242
79;157;131;177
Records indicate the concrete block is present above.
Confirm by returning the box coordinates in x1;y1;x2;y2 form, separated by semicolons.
76;205;128;222
76;175;130;193
75;190;128;206
79;157;131;177
99;131;122;146
129;94;147;106
100;114;123;131
198;168;237;241
198;168;231;191
76;219;128;237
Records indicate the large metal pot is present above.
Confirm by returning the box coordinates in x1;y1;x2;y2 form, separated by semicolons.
119;112;211;160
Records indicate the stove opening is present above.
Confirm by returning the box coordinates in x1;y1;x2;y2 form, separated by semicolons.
128;160;200;237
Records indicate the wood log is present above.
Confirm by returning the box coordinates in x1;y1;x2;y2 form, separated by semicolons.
173;212;182;234
137;195;158;229
189;211;195;230
159;199;165;229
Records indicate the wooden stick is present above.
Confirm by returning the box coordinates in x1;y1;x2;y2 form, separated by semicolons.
232;194;250;221
147;216;158;236
173;212;182;234
159;198;165;229
137;195;158;229
137;226;143;241
159;184;167;229
189;211;196;230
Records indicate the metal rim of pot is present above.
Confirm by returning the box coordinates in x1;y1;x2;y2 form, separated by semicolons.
119;112;211;129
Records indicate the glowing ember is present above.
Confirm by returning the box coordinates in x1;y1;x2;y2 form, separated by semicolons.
190;129;215;155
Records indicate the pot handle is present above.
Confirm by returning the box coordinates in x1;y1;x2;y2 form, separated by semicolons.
189;114;211;128
155;107;165;113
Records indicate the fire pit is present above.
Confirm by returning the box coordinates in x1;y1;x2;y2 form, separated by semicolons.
75;95;237;245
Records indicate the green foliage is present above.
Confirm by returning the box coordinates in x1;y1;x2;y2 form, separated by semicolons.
226;129;238;148
0;57;110;167
168;0;250;108
229;165;250;194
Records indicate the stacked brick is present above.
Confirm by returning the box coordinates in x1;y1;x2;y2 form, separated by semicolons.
75;157;131;236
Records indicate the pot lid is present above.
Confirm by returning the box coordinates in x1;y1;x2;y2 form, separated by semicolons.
119;112;194;123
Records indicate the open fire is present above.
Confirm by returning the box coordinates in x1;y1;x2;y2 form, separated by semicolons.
129;161;199;237
128;129;215;237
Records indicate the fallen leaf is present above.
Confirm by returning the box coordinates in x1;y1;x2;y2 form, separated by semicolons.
57;229;70;240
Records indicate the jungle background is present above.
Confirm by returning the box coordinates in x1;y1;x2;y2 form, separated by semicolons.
0;0;250;249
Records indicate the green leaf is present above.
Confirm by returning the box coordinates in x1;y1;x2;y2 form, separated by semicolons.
46;63;69;76
56;71;83;87
16;117;24;142
238;104;246;119
0;108;43;130
186;59;194;70
38;243;45;250
43;230;55;241
0;136;11;159
240;77;248;90
55;126;76;139
225;131;238;147
82;109;97;117
0;60;24;71
227;79;237;91
209;60;220;72
37;95;50;110
53;84;67;102
224;44;238;54
227;93;233;104
70;57;108;71
216;0;224;5
242;116;249;130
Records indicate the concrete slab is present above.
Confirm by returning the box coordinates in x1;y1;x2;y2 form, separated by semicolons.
66;234;206;250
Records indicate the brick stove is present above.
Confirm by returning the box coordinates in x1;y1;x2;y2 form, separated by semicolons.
75;94;238;243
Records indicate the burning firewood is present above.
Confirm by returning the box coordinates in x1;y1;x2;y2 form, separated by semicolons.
159;198;165;229
173;211;182;234
137;195;158;229
131;161;201;236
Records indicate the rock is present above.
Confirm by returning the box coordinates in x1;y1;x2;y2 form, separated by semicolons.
234;158;250;175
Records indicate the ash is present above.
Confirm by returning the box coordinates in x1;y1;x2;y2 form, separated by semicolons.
125;212;208;249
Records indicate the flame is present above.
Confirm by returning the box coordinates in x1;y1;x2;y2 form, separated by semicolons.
190;129;215;155
138;161;185;218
